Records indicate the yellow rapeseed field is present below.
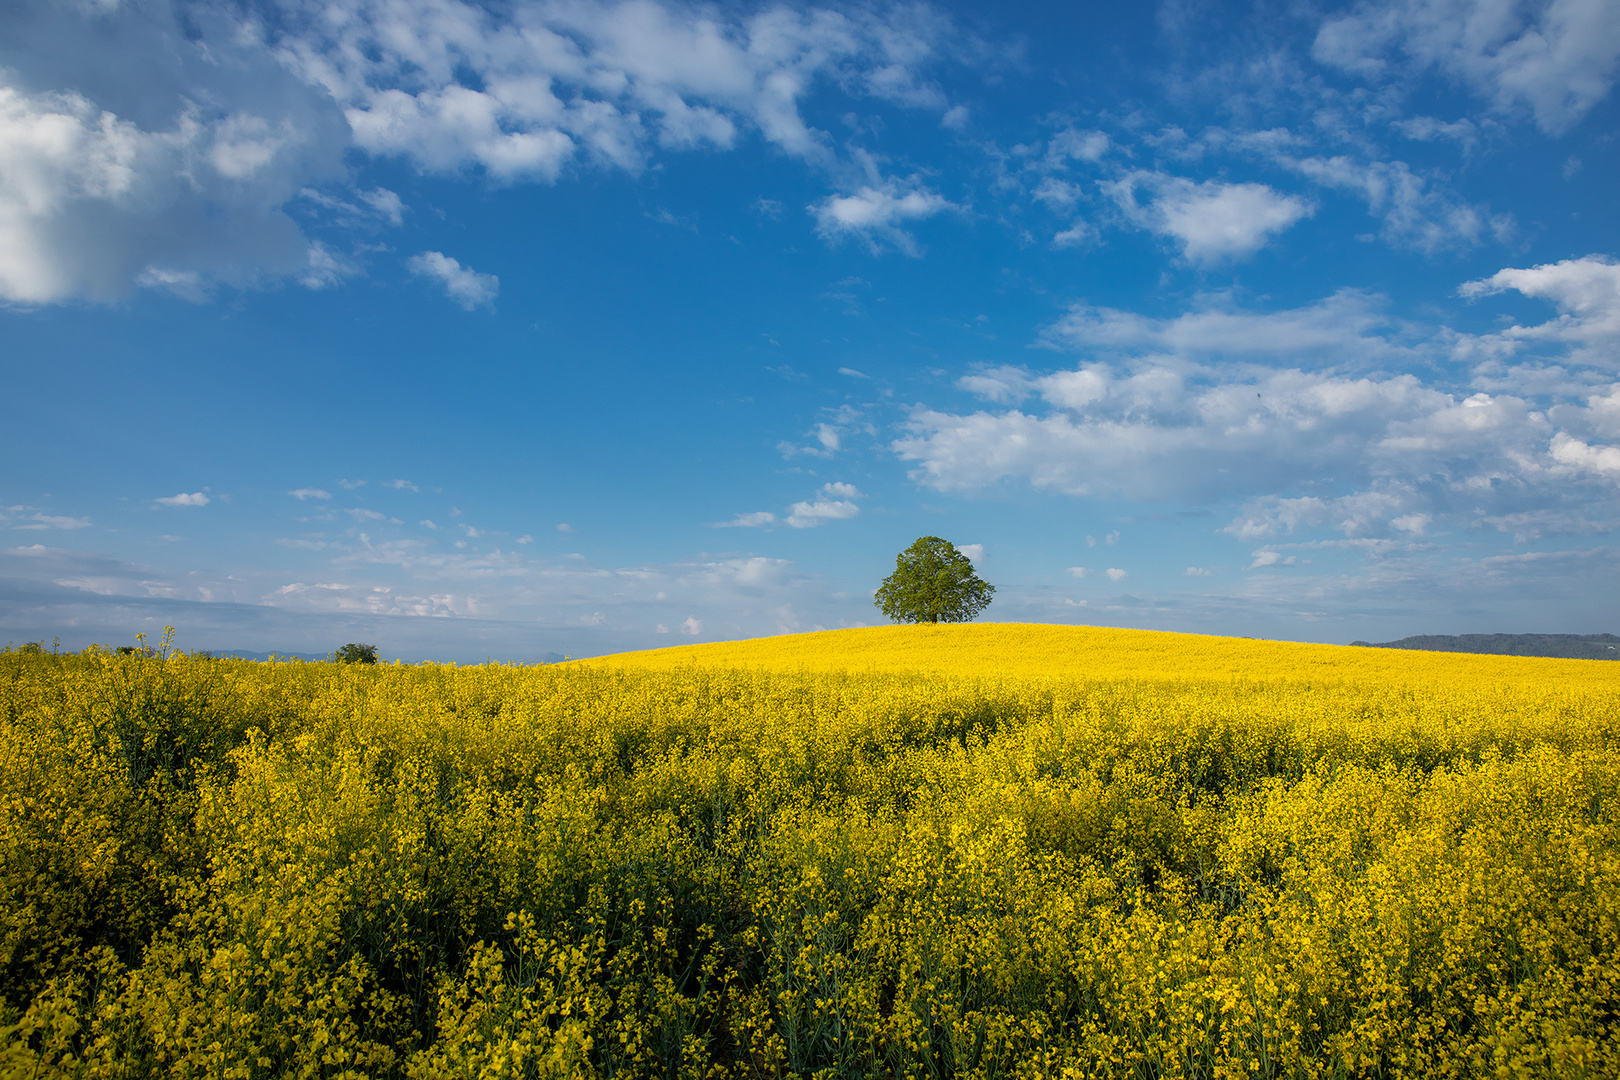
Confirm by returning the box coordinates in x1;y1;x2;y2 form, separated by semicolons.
3;624;1617;1079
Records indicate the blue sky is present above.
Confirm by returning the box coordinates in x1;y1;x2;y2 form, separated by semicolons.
3;0;1619;660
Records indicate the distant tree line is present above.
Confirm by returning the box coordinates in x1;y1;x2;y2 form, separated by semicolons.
1350;633;1620;660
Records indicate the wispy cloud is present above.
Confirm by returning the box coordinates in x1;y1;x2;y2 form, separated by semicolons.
716;482;865;529
1313;0;1620;135
407;252;498;310
3;505;91;530
154;492;209;508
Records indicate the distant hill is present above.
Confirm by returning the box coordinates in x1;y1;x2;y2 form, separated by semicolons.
1348;633;1620;660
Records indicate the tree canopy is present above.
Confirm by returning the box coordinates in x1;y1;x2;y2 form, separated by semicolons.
874;536;995;624
335;643;380;664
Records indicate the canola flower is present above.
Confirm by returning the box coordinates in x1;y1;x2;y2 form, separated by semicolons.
1;624;1617;1078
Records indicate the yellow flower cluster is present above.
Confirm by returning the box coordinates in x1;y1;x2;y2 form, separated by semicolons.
2;624;1617;1078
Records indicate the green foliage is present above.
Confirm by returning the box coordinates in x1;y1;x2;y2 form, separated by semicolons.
336;642;381;665
874;535;995;624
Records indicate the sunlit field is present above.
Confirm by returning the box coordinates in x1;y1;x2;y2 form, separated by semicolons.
4;625;1617;1078
590;621;1620;687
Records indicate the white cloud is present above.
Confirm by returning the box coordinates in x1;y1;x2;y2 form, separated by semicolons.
289;488;332;500
1;505;92;531
1048;127;1111;165
556;523;576;532
1068;566;1091;577
1273;153;1503;253
1033;177;1082;211
1105;171;1312;262
778;405;870;458
1313;0;1620;134
0;81;325;303
708;484;864;529
407;251;499;310
1106;568;1128;581
1185;567;1212;576
958;365;1034;403
956;543;984;562
810;181;954;255
154;492;209;507
896;271;1620;544
680;616;702;636
276;0;958;176
1549;432;1620;479
387;479;420;492
715;510;778;528
1461;255;1620;361
1226;489;1421;542
1052;221;1094;249
785;482;863;528
1044;290;1403;365
0;0;962;302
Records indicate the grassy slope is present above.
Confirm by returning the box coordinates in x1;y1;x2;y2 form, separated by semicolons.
584;622;1620;688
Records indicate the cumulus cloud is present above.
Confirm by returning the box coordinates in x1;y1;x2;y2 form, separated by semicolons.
810;181;954;255
275;0;959;177
1105;171;1312;262
1313;0;1620;134
0;0;964;303
1106;567;1128;581
407;251;498;310
0;0;363;304
0;82;327;303
900;369;1559;508
1461;255;1620;360
289;488;331;500
1549;432;1620;479
898;270;1620;544
785;482;863;528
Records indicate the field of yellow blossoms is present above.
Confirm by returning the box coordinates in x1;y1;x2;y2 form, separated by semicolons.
3;623;1617;1078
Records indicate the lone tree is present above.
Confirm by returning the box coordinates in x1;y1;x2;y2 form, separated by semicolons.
874;536;995;624
335;643;380;664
